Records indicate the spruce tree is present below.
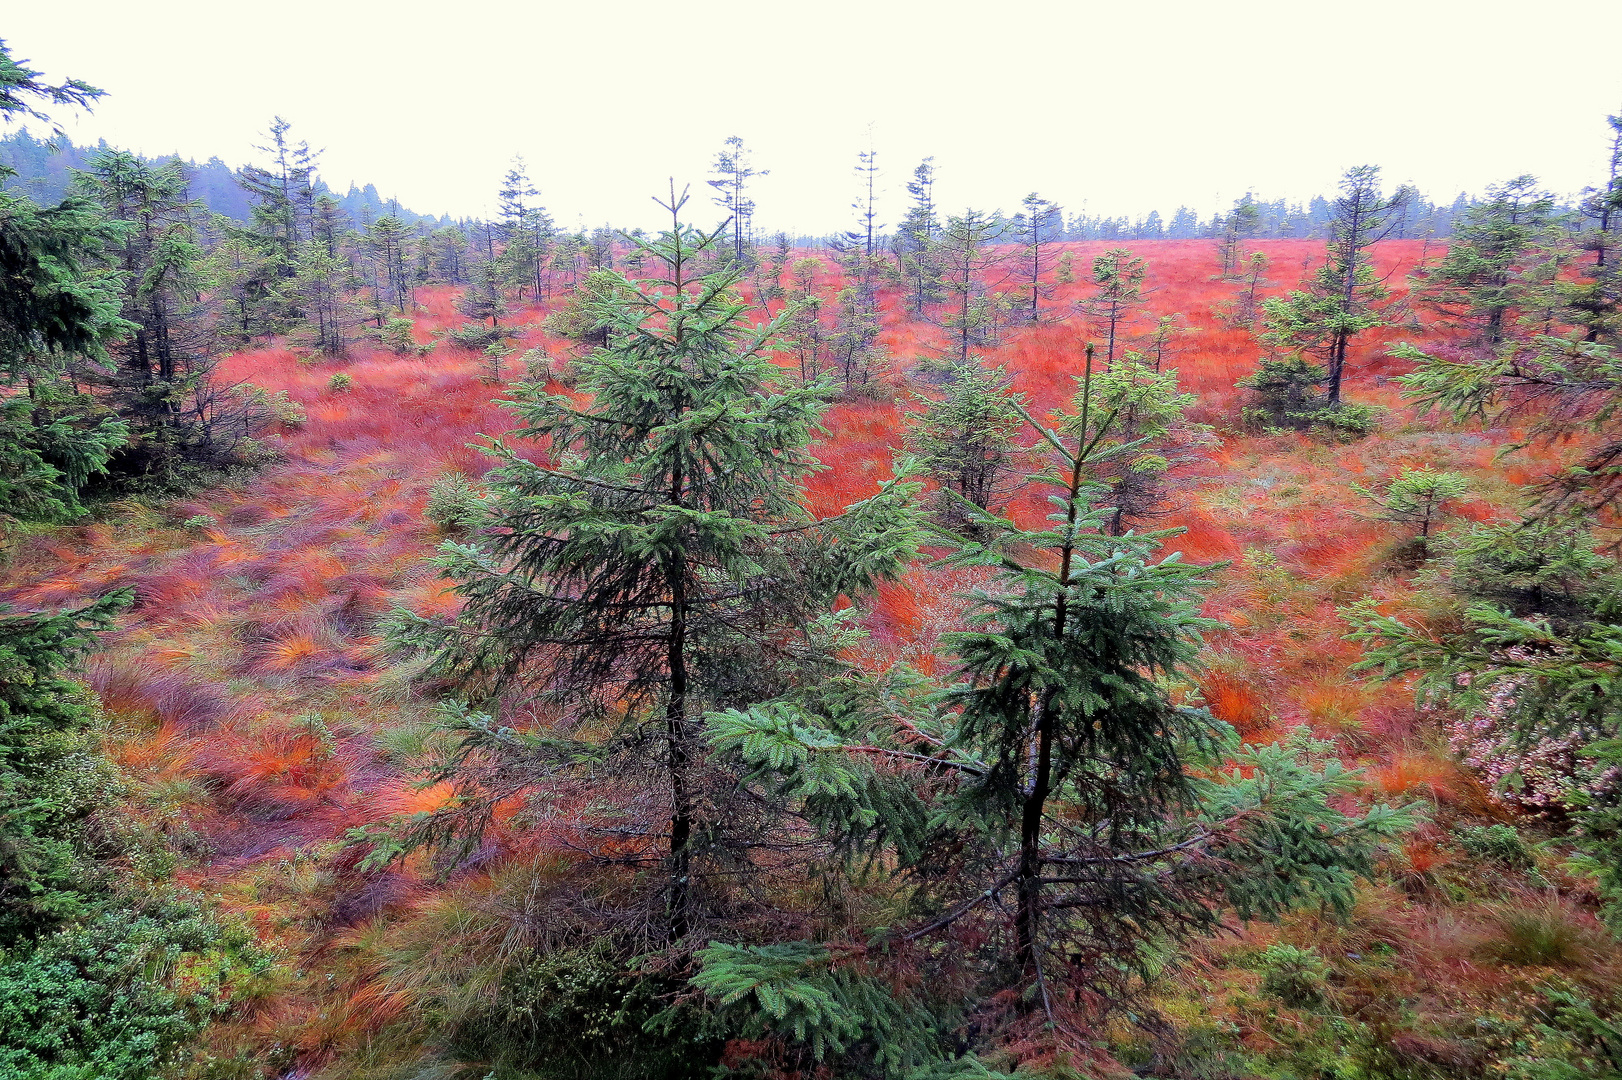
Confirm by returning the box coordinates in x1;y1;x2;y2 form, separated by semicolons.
1413;175;1560;351
1263;165;1404;406
374;188;920;939
937;209;1005;365
896;158;943;317
1013;192;1062;323
703;348;1410;1061
1079;248;1147;364
707;136;765;268
1064;350;1213;535
77;150;267;480
904;357;1027;523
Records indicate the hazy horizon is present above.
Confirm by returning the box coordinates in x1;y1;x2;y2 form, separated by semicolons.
8;0;1622;232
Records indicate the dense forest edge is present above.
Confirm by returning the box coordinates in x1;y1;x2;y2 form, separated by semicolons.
5;36;1622;1080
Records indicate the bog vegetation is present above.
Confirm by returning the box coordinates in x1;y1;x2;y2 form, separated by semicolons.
6;37;1622;1080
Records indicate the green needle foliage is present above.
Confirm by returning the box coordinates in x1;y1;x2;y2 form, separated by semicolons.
374;187;921;941
1352;465;1470;558
905;358;1028;525
698;348;1411;1067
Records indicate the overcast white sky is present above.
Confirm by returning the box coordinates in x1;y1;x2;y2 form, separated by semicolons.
7;0;1622;233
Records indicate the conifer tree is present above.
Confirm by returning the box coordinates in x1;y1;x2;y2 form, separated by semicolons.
937;209;1005;365
1263;165;1405;406
374;188;920;940
1215;250;1272;329
290;241;362;356
707;136;765;267
1413;175;1560;352
1215;193;1262;277
782;256;830;384
895;158;942;317
1078;247;1146;363
496;156;554;299
77;150;266;480
365;214;413;316
237;116;317;272
1013;192;1062;322
1351;466;1469;558
839;144;882;259
1064;351;1214;535
703;348;1410;1061
828;272;885;395
1394;138;1622;518
904;357;1027;523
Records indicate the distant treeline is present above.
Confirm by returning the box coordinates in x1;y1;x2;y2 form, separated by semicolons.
0;130;450;229
3;131;1485;246
1063;190;1473;241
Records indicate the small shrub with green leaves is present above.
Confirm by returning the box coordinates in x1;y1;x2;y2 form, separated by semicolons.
425;473;490;534
1455;823;1534;870
182;514;217;533
327;372;353;393
1255;943;1330;1007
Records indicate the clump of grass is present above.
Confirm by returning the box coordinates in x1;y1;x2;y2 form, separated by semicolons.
1476;901;1594;967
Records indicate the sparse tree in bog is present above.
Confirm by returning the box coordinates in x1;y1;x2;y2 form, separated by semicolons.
496;156;555;300
827;272;886;395
1215;193;1262;277
1078;247;1147;364
782;256;830;384
237;116;318;272
1263;165;1404;407
904;357;1027;525
702;353;1409;1062
366;214;413;318
423;223;469;285
1145;311;1196;371
1352;465;1468;559
895;157;944;317
750;231;791;312
838;143;882;260
1393;133;1622;520
78;150;269;481
937;208;1006;365
1215;250;1272;329
1412;175;1560;352
1064;349;1213;535
457;248;508;328
290;240;363;357
707;135;765;268
310;192;347;258
1573;110;1622;341
372;188;920;942
1013;192;1063;322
